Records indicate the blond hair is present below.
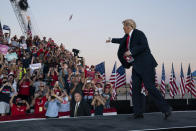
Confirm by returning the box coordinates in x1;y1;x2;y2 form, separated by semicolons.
122;19;136;29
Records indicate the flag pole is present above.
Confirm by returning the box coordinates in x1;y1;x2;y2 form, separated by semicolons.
114;61;117;100
186;92;189;105
125;69;127;101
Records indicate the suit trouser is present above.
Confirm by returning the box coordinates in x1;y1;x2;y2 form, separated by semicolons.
132;67;170;114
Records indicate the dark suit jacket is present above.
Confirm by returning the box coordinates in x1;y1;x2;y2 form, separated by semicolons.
112;29;158;74
70;100;91;117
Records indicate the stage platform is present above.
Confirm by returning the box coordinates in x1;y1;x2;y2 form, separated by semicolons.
0;111;196;131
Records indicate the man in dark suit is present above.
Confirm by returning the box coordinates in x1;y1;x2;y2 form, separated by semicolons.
70;91;91;117
106;19;172;119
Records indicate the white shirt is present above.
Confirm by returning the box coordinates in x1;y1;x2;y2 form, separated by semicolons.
75;102;80;111
129;29;134;37
10;80;17;97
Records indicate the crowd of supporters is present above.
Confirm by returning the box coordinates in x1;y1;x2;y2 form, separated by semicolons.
0;32;113;118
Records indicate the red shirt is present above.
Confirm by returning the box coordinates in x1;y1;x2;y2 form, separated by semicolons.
34;96;47;114
51;74;58;87
37;48;44;56
16;50;21;57
11;104;27;116
44;50;49;56
54;89;61;96
83;88;94;96
93;78;102;84
19;81;31;96
86;71;95;79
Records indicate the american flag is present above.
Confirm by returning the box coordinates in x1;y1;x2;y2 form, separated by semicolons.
160;63;166;97
109;62;117;99
109;62;117;87
130;80;132;96
179;63;186;97
130;80;147;96
185;64;196;97
95;62;106;83
116;66;126;88
169;63;179;98
27;20;32;37
0;21;4;44
155;69;158;88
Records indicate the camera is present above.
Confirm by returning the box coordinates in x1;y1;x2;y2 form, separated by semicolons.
72;49;80;57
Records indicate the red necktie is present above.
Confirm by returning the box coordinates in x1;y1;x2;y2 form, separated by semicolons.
124;35;134;63
126;35;130;51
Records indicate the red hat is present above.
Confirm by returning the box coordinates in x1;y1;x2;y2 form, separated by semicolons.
105;83;111;89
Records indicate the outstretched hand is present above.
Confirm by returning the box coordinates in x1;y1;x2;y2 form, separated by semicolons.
106;37;111;43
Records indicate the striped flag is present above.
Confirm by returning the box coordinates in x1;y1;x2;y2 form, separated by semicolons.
95;62;106;83
185;64;196;97
179;63;186;97
169;63;179;98
109;62;117;87
155;69;158;88
109;62;117;99
130;81;148;96
116;66;126;88
0;21;4;44
130;80;132;96
111;65;126;99
160;63;166;97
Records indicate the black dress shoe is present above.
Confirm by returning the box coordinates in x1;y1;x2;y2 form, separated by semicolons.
133;114;144;119
163;107;172;120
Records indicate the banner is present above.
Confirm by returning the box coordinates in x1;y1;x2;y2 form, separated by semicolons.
30;63;42;75
0;44;9;55
5;52;18;61
3;25;10;30
86;71;95;80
